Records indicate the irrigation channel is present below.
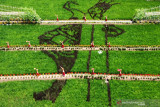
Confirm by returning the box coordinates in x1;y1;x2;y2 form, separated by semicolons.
0;46;160;51
0;73;160;82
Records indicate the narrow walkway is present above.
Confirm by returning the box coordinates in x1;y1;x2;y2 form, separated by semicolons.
0;74;159;82
40;20;133;25
1;20;159;25
1;46;159;51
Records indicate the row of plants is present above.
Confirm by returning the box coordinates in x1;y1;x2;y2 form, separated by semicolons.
133;6;160;21
0;5;41;23
0;21;37;25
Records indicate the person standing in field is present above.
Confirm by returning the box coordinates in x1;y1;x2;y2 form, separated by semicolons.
34;68;40;76
91;68;95;75
26;41;31;47
84;16;86;22
6;42;9;48
117;69;122;76
57;16;59;21
105;16;107;22
60;41;64;48
91;41;94;47
60;66;65;77
108;42;111;47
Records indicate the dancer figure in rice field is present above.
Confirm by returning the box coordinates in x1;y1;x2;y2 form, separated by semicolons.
6;42;9;48
60;41;64;48
34;68;40;76
108;42;111;47
26;41;31;47
117;69;122;76
91;41;94;47
105;16;108;21
84;16;86;21
91;68;95;75
60;66;65;76
57;16;59;21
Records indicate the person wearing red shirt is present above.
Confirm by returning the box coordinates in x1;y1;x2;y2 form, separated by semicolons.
6;42;9;48
91;41;94;47
60;66;65;77
34;68;40;76
84;16;86;22
60;41;64;48
105;16;107;22
91;68;95;75
26;41;31;47
57;16;59;21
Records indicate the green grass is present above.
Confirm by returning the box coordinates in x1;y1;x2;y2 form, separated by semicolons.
0;0;159;20
94;25;106;45
109;51;160;74
110;80;160;106
0;80;54;107
0;25;59;46
0;79;109;106
71;51;89;73
54;79;108;107
0;79;159;106
0;51;57;74
90;79;108;106
89;51;107;73
108;24;160;45
53;79;88;107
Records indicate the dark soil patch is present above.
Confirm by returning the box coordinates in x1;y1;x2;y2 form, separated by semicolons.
38;24;82;73
63;1;85;19
107;80;111;106
86;25;94;102
88;0;120;19
33;80;66;103
86;79;91;101
37;24;82;103
103;25;125;38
